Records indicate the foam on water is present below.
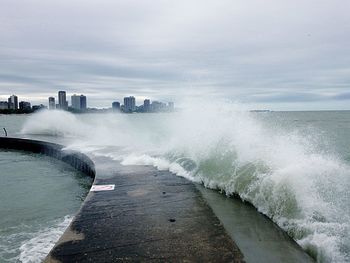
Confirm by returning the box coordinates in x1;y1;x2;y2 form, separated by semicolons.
18;216;72;263
0;216;72;263
21;104;350;263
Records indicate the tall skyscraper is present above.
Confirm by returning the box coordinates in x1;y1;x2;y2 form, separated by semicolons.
8;95;18;110
123;96;136;113
48;97;55;110
71;94;80;109
80;95;87;110
71;94;87;111
144;99;150;112
58;91;68;110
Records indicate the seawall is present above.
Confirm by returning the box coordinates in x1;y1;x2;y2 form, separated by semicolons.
0;137;315;263
0;137;244;262
0;137;95;178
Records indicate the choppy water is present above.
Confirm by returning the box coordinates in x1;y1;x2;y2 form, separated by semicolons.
1;104;350;263
0;150;91;262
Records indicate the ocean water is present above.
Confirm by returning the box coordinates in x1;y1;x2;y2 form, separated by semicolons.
1;104;350;263
0;150;91;262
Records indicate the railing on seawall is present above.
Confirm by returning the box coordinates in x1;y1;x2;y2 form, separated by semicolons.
0;137;95;178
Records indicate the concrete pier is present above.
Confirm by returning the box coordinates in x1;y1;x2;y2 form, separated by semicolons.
0;137;95;177
46;157;244;262
0;137;314;262
0;138;243;262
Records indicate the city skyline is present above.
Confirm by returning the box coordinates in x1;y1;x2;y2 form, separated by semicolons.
0;91;175;113
0;93;172;109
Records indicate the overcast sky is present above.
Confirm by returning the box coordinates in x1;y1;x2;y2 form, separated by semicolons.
0;0;350;110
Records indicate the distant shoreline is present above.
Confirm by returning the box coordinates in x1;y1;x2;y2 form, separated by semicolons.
2;109;350;115
0;109;34;114
0;109;176;115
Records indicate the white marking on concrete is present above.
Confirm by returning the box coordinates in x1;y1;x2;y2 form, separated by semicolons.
90;184;115;192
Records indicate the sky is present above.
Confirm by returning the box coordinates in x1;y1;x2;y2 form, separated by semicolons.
0;0;350;110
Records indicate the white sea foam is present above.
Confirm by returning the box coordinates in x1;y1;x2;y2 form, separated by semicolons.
21;105;350;262
0;216;72;263
121;154;199;182
18;216;72;263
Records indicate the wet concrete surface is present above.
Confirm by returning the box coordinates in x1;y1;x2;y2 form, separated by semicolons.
197;186;315;263
45;156;244;262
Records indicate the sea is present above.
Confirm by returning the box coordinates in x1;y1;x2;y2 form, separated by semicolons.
0;146;91;262
0;103;349;263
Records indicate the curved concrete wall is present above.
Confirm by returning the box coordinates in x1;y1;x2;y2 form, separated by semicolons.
0;137;95;178
0;137;315;263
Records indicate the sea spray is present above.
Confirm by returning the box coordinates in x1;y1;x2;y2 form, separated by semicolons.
21;105;350;263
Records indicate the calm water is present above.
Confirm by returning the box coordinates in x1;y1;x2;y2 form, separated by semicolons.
1;108;350;262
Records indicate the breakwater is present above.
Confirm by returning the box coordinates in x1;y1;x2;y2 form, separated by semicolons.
0;137;95;178
0;137;244;262
0;136;316;262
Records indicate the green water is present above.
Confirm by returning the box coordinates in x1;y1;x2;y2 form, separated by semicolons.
0;150;92;263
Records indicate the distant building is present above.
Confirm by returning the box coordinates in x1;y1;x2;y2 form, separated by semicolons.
112;101;120;111
143;99;151;112
32;104;47;111
123;96;136;113
8;95;18;110
71;95;79;109
48;97;55;110
168;102;174;111
71;94;87;111
19;101;31;110
0;101;8;110
81;95;87;110
58;91;68;110
151;101;166;112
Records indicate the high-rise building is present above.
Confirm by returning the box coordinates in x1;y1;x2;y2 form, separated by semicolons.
71;94;87;111
123;96;136;113
48;97;55;110
58;91;68;110
80;95;87;110
143;99;151;112
112;101;121;111
0;101;8;110
7;99;12;109
71;94;80;109
8;95;18;110
19;101;31;110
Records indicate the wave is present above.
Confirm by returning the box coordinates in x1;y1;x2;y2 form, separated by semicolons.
21;105;350;262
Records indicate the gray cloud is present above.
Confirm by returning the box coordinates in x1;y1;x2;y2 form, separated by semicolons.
0;0;350;109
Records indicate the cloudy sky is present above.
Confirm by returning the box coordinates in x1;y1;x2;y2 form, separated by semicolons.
0;0;350;110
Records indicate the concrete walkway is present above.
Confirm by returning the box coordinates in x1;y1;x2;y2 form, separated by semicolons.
45;156;244;262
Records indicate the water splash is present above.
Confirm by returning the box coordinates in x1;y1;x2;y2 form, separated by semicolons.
21;105;350;262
